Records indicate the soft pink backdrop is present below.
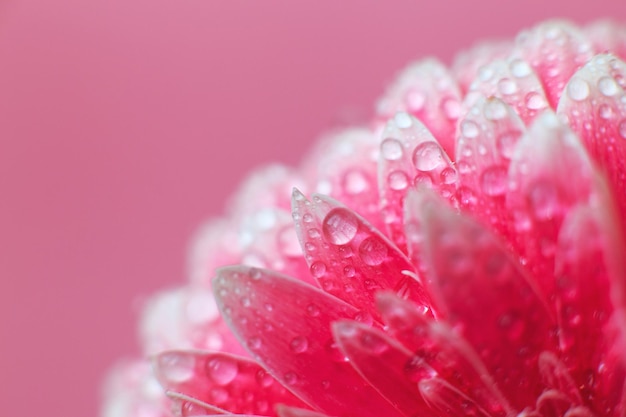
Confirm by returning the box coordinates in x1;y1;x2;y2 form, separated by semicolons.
1;1;624;416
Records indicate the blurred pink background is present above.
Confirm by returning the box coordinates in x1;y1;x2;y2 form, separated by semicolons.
1;1;625;416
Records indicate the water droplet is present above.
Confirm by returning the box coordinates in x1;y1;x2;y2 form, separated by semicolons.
206;356;238;386
248;336;262;350
598;104;614;119
440;167;457;184
484;99;508;121
442;97;461;120
241;297;251;307
567;78;590;101
359;331;388;354
527;180;561;221
619;120;626;139
321;380;331;389
158;352;195;383
457;186;477;206
413;142;444;171
381;138;404;161
284;372;299;385
289;336;309;353
525;92;547;110
461;120;480;138
478;65;494;81
497;130;519;159
414;172;433;187
480;165;508;197
343;265;356;277
498;312;525;341
358;236;388;266
310;261;327;278
388;170;409;190
510;59;531;78
306;303;321;317
406;90;426;112
497;78;518;95
322;208;359;245
256;369;273;387
343;169;370;195
308;228;321;239
210;387;229;404
598;76;619;96
394;112;413;128
302;213;314;223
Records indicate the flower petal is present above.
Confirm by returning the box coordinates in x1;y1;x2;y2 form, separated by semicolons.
376;58;462;156
154;350;308;416
376;292;513;417
412;189;556;409
276;406;335;417
452;40;514;94
556;54;626;223
332;320;435;416
378;113;457;251
291;190;433;320
419;377;493;417
213;266;404;417
585;20;626;60
514;20;594;108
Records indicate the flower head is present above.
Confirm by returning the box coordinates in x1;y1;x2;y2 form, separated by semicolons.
103;20;626;417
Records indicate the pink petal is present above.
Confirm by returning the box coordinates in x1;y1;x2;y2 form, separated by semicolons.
413;189;556;410
556;54;626;224
376;292;513;417
455;97;526;232
376;58;462;157
463;58;550;125
514;20;594;108
585;20;626;61
276;406;335;417
332;320;435;416
212;266;404;417
506;113;595;305
378;113;457;251
154;350;308;416
291;190;432;320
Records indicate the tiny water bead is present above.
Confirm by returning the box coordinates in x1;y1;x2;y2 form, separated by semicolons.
158;352;196;383
598;76;619;96
461;120;480;138
289;336;309;354
206;356;239;386
525;92;548;110
567;78;590;101
510;58;532;78
381;138;404;161
310;261;327;278
394;112;413;129
322;208;359;245
413;142;445;172
388;170;410;191
527;180;562;221
480;165;509;197
497;78;518;95
358;236;388;266
619;119;626;139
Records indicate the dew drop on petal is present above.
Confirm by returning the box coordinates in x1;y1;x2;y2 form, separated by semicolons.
598;76;619;97
497;78;518;95
322;208;359;245
497;131;519;159
310;261;327;278
440;167;457;184
359;332;388;354
284;372;299;385
484;99;508;120
498;312;525;342
567;78;590;101
248;336;262;350
480;165;508;197
619;120;626;139
461;120;480;138
413;142;445;172
394;112;413;128
527;180;561;221
358;236;388;266
210;387;229;404
306;303;321;317
289;336;309;353
442;97;462;120
510;58;532;78
407;90;426;112
206;356;238;386
525;92;547;110
381;138;404;161
388;170;410;190
255;369;273;387
598;104;614;120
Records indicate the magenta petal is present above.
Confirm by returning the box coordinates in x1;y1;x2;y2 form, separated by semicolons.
276;406;335;417
291;190;433;320
332;320;435;416
212;266;404;417
154;350;308;416
414;190;556;410
376;292;513;417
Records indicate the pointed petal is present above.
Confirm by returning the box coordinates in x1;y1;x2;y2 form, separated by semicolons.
415;190;556;409
463;58;550;125
376;58;462;156
332;320;436;416
455;97;526;232
556;54;626;223
291;190;433;320
166;391;227;416
154;350;308;416
514;20;594;108
506;112;595;304
213;266;404;417
538;352;582;405
451;40;514;94
378;113;457;251
376;292;513;417
585;20;626;60
419;378;493;417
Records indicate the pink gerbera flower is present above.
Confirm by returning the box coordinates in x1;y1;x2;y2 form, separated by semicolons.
103;20;626;417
